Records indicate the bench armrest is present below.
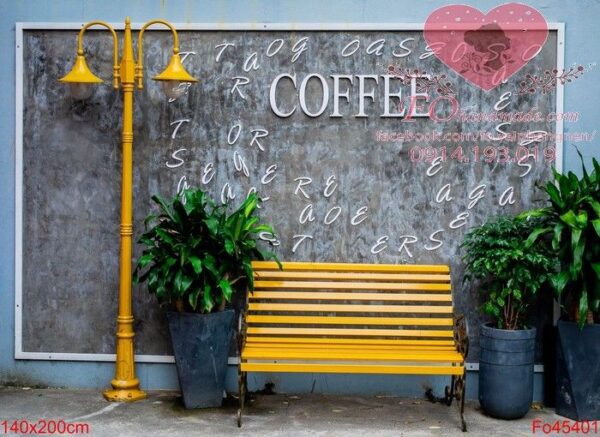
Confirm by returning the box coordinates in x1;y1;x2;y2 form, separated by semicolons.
237;310;247;356
453;314;469;359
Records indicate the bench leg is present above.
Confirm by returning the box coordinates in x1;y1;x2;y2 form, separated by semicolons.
460;376;467;432
455;374;467;432
444;375;456;406
237;370;246;427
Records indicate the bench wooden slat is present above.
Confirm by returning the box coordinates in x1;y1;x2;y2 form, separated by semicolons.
247;327;454;337
249;292;452;301
254;281;451;291
242;348;463;362
255;271;451;282
240;362;464;375
247;315;454;326
245;337;456;346
252;261;450;273
243;346;461;356
244;342;456;351
248;303;454;313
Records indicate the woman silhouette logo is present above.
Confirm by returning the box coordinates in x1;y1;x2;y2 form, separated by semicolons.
424;3;548;91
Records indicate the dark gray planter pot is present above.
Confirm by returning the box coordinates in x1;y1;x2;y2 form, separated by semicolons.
556;320;600;421
479;323;536;419
167;310;235;409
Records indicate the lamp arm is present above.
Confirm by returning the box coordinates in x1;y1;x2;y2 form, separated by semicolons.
77;21;120;89
136;19;180;89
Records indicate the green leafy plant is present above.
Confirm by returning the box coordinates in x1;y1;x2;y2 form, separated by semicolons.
519;154;600;327
461;216;556;330
134;188;279;313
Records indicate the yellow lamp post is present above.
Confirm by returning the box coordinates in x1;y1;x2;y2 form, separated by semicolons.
59;17;197;402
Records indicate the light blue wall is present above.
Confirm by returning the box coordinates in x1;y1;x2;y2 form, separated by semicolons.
1;0;599;397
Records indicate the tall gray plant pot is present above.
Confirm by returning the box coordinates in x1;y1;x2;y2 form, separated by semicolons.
556;321;600;421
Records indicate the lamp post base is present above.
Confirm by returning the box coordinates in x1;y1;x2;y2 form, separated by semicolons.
103;388;147;402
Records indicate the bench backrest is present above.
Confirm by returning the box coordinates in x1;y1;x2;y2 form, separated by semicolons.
246;261;455;347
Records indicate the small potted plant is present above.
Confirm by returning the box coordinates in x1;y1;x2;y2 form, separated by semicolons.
520;154;600;421
134;188;278;409
462;215;555;419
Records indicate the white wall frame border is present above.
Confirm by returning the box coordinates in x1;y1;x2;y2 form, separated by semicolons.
15;22;564;365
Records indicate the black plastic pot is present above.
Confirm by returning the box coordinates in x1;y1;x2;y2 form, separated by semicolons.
167;310;235;409
479;323;536;419
556;321;600;421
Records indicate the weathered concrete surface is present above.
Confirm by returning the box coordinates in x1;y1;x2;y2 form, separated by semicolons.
0;388;560;436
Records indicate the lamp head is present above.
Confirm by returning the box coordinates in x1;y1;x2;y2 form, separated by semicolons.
153;53;197;99
59;55;103;99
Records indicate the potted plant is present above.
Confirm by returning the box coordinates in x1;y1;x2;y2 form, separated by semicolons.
520;155;600;421
461;215;555;419
134;188;278;408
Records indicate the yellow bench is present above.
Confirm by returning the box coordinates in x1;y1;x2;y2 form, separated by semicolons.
236;261;469;431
